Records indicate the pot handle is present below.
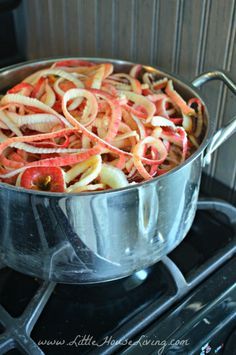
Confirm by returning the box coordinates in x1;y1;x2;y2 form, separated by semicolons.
191;70;236;165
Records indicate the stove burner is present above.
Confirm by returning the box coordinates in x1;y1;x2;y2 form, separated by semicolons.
54;265;153;300
0;199;235;355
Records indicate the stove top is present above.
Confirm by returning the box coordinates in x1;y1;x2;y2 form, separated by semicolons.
0;199;235;355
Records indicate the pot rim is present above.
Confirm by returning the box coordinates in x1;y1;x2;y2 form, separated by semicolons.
0;56;213;197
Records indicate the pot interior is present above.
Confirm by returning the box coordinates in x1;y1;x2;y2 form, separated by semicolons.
0;57;211;196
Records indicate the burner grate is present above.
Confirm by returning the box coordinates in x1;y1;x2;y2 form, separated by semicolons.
0;199;235;355
0;282;55;354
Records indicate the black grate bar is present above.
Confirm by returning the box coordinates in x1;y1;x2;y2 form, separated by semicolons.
0;333;15;353
0;281;55;354
0;304;13;329
21;281;56;335
16;335;45;355
162;256;188;295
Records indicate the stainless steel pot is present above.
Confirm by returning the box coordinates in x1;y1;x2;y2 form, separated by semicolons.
0;58;235;284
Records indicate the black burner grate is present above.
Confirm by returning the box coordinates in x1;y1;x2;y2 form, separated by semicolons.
0;199;235;355
0;281;55;354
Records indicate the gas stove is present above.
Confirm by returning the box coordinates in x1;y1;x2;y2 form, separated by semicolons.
0;199;235;355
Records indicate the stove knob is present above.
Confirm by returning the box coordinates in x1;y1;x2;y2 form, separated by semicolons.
223;328;236;354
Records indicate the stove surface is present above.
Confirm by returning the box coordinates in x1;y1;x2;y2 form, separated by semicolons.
0;199;235;355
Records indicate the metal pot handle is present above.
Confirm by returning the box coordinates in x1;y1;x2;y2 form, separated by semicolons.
191;70;236;165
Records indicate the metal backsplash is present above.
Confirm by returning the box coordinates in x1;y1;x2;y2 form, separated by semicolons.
19;0;236;202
